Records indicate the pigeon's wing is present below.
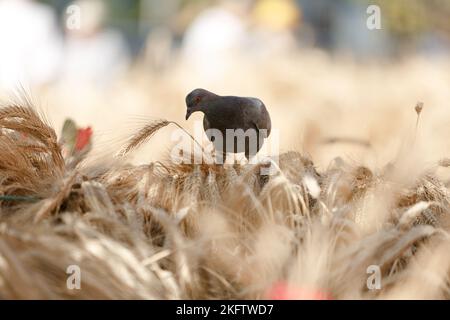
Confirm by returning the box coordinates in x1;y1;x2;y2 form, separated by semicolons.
258;105;271;138
242;99;271;138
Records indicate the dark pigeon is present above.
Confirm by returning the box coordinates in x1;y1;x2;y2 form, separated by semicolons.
185;88;271;162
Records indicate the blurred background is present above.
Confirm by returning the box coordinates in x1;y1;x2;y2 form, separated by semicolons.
0;0;449;169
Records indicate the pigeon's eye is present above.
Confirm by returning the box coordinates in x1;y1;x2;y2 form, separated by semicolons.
195;97;201;103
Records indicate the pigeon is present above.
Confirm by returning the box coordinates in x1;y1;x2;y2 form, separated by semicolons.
185;88;271;162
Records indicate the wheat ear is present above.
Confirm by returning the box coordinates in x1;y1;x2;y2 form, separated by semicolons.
119;119;204;156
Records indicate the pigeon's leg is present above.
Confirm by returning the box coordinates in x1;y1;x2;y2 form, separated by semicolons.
215;150;227;165
245;141;259;164
245;128;263;164
245;153;255;164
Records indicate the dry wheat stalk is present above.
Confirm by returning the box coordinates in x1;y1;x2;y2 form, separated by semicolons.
1;97;450;300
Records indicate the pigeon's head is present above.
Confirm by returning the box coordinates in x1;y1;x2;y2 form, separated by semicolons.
185;88;215;120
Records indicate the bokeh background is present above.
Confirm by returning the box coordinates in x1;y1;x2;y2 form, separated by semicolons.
0;0;449;170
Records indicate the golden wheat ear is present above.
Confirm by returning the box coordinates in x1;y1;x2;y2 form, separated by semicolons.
119;119;171;156
0;99;63;168
0;94;66;205
118;119;204;157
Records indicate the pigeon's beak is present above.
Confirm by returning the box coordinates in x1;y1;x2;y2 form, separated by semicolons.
185;109;193;120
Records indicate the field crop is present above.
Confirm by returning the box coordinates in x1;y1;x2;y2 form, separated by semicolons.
1;52;450;299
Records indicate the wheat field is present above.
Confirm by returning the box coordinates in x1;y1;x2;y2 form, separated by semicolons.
1;51;450;299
